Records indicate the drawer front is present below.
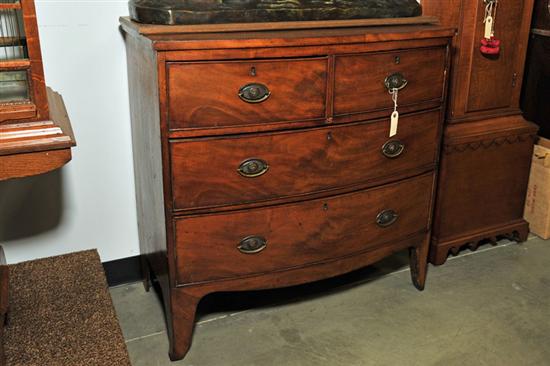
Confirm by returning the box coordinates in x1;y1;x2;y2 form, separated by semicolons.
171;109;441;211
334;47;447;115
175;173;434;285
167;58;328;130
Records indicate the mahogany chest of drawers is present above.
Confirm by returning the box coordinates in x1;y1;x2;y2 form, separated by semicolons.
121;18;453;361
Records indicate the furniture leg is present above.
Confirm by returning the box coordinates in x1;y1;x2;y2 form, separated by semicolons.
169;288;203;361
141;255;151;292
409;237;429;291
121;18;453;361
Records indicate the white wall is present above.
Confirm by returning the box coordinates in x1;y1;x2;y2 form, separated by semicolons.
0;1;139;264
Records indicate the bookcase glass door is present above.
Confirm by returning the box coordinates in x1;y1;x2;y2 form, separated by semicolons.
0;1;30;104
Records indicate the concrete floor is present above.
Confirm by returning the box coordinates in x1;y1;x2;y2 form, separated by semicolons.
111;237;550;366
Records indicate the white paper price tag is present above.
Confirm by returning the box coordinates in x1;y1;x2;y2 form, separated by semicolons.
390;111;399;137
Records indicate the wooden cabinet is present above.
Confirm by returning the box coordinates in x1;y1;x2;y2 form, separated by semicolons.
0;0;75;180
443;0;532;121
0;0;49;124
422;0;539;264
121;18;453;361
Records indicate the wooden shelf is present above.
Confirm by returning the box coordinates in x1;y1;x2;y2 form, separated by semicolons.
0;2;21;10
0;87;76;181
0;59;31;70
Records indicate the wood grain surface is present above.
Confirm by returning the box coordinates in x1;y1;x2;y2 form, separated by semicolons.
0;88;75;181
123;23;453;361
423;0;537;264
170;109;441;211
431;116;538;264
121;15;437;34
174;173;434;285
423;0;535;123
168;231;429;359
0;0;49;124
334;46;447;115
167;58;328;130
120;18;454;51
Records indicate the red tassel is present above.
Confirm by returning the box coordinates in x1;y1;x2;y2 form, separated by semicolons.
480;44;500;55
480;37;501;55
481;37;501;48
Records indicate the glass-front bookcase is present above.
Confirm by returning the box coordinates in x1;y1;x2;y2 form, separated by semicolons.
0;0;48;124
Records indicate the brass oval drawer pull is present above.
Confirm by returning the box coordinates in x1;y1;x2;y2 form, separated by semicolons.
384;72;408;91
238;236;267;254
376;210;399;228
238;83;271;103
238;158;269;178
382;140;405;159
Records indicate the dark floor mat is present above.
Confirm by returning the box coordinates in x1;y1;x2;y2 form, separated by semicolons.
3;250;130;366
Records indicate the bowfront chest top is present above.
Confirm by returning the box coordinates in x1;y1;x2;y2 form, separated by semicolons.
120;17;454;361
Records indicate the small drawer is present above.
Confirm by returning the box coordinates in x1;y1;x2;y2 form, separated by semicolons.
334;47;447;116
174;173;434;285
170;109;441;211
167;58;328;131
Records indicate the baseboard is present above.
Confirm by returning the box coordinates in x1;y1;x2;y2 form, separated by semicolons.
103;255;142;287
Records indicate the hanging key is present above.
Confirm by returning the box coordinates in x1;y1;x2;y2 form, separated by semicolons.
389;88;399;137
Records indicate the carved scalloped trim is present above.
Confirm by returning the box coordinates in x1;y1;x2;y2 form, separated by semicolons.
445;230;523;259
444;133;537;154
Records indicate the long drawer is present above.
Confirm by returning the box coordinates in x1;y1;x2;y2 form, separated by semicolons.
174;172;435;285
167;58;328;131
170;109;441;211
